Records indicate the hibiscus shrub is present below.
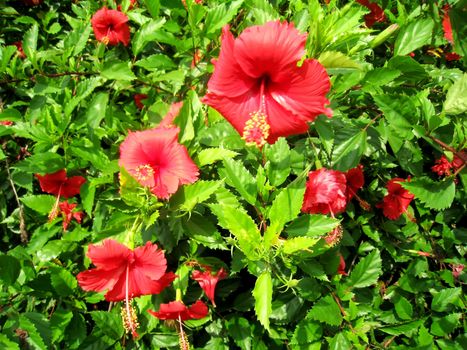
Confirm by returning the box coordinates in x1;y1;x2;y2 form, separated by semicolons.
0;0;466;349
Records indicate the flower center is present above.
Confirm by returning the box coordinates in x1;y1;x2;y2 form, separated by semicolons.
134;164;155;182
242;111;270;148
123;264;139;338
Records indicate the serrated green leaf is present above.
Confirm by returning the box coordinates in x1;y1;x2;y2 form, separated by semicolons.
220;158;257;205
394;18;434;56
264;137;291;186
23;23;38;59
380;318;425;336
204;0;244;35
174;180;223;212
196;148;238;167
19;314;48;350
430;313;462;337
282;237;320;255
394;296;413;320
14;152;64;174
332;128;366;171
291;319;322;346
431;287;462;312
444;73;467;115
90;310;124;340
50;309;73;343
226;317;253;350
328;332;351;350
20;195;55;215
134;54;176;71
101;61;136;81
85;92;108;130
319;51;361;71
50;266;77;297
0;334;20;350
144;0;160;18
347;249;382;289
246;0;279;24
286;214;340;238
132;18;166;56
307;295;342;326
210;204;261;260
65;77;103;117
401;177;455;210
253;271;272;331
183;214;227;250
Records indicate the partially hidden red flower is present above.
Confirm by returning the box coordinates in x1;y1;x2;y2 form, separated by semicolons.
148;300;208;321
58;201;84;231
77;239;176;337
202;21;332;146
376;178;414;220
302;166;364;216
35;169;86;198
431;155;452;176
337;254;347;276
445;52;461;61
192;268;227;307
117;0;137;11
356;0;386;28
22;0;43;5
442;5;453;44
0;120;14;126
119;127;199;199
91;7;130;46
13;42;26;59
134;94;148;109
451;264;464;279
159;102;183;129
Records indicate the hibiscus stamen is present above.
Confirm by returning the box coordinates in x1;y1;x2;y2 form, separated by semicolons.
242;111;270;148
325;225;343;247
48;185;62;221
134;164;155;182
122;264;139;338
177;315;190;350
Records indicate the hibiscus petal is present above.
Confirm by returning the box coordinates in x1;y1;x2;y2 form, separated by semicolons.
76;267;120;294
185;300;209;320
35;169;67;195
206;26;257;98
133;242;167;281
61;175;86;198
234;21;307;83
269;59;332;121
86;239;131;271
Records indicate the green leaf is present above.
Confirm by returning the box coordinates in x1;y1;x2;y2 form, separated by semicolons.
220;158;257;205
50;309;73;343
282;237;320;255
264;137;291;186
210;204;261;260
373;94;417;140
204;0;244;35
0;334;20;350
173;180;223;212
291;319;322;346
307;295;342;326
80;182;95;216
444;73;467;115
132;18;166;56
226;317;253;350
380;319;425;336
196;148;238;167
36;240;76;262
264;179;306;247
134;54;176;71
20;195;55;215
401;177;455;211
394;18;434;56
23;23;38;59
319;51;361;71
253;271;273;331
65;77;103;117
394;296;413;320
347;249;382;289
0;254;21;286
14;152;64;174
183;214;227;250
431;287;462;312
50;266;78;297
245;0;279;24
85;92;108;130
90;310;124;340
101;60;136;81
332;128;366;171
328;332;352;350
144;0;160;18
19;314;48;350
430;313;462;337
286;214;340;238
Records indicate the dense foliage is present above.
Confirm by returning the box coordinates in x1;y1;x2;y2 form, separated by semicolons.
1;0;466;349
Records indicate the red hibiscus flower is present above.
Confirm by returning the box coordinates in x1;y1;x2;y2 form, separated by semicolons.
445;52;461;61
35;169;86;198
356;0;386;28
148;300;208;321
202;21;332;146
134;94;148;110
345;164;364;202
119;127;199;199
13;42;26;59
192;268;227;307
337;254;347;276
451;264;464;279
91;7;130;46
301;169;346;215
431;155;452;176
442;5;453;44
58;201;84;231
0;120;13;126
376;178;414;220
77;239;176;337
159;102;183;129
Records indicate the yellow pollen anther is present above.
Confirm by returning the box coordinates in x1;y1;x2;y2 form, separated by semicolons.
102;36;110;45
134;164;154;182
242;111;270;148
121;303;140;337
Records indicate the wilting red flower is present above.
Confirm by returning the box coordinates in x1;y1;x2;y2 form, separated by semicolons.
376;178;414;220
337;254;347;276
192;268;227;307
0;120;13;126
202;21;331;146
77;239;176;337
442;5;453;44
35;169;86;198
13;42;26;59
91;7;130;46
356;0;386;27
148;300;208;320
432;155;452;176
451;264;464;279
134;94;148;109
159;102;183;129
119;127;199;199
58;201;84;231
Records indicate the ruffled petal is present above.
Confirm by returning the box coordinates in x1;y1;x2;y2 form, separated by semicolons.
133;242;167;281
234;21;307;83
86;239;131;271
269;59;332;121
207;26;257;98
76;267;121;294
185;300;209;320
35;169;67;195
61;175;86;198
